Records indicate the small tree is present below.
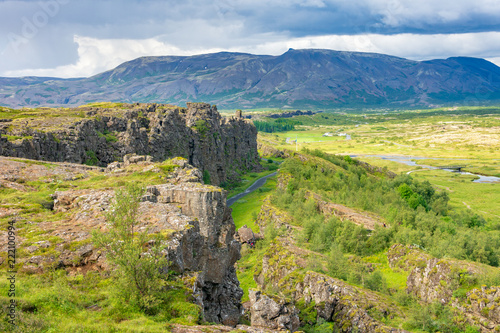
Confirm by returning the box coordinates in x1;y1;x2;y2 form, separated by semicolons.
92;184;169;314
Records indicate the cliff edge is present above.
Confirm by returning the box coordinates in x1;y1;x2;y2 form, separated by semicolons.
0;102;260;185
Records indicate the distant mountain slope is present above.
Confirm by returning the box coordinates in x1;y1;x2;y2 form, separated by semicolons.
2;49;500;109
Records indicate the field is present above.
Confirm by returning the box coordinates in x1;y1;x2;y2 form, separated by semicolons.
258;107;500;223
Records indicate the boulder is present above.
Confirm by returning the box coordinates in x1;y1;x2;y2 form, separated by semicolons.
249;290;300;332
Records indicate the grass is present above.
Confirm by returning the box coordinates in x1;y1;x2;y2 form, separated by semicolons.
362;252;409;292
230;177;276;232
258;106;500;225
236;246;266;302
224;159;279;199
410;169;500;222
0;271;198;332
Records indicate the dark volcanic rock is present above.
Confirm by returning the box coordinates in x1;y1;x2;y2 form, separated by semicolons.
0;102;260;185
249;290;300;332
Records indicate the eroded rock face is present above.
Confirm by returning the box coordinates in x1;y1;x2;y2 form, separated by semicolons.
253;241;407;332
0;102;261;185
294;272;408;333
388;244;457;304
388;244;500;332
406;258;453;304
453;286;500;331
0;158;243;325
249;290;300;332
387;244;458;304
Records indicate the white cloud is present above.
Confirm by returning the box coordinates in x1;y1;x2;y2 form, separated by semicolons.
362;0;500;27
3;35;224;78
4;31;500;78
231;31;500;64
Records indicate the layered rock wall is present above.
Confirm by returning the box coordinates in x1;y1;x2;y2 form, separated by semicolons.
0;157;243;325
0;102;261;185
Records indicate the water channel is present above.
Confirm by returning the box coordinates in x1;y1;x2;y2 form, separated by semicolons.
351;155;500;183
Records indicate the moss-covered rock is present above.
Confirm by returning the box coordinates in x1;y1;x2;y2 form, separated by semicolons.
0;102;261;185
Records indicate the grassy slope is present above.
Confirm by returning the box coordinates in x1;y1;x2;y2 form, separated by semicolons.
230;177;276;232
260;106;500;224
0;159;202;332
232;106;500;332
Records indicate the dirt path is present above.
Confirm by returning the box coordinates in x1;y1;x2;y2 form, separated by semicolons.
227;172;277;207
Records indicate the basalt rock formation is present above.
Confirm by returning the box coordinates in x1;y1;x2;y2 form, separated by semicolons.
253;240;408;332
0;155;244;325
388;244;500;332
0;102;261;185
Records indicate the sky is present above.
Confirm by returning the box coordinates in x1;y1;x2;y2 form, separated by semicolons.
1;0;500;78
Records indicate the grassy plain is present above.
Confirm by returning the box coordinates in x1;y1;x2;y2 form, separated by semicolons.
230;177;276;232
259;107;500;223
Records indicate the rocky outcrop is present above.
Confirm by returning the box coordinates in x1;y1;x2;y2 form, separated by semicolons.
256;196;294;234
406;258;454;304
388;244;500;332
0;156;243;325
170;324;285;332
306;191;386;230
294;272;407;333
354;160;397;179
235;225;261;245
253;240;407;332
249;290;300;332
257;142;293;160
453;286;500;331
388;244;455;304
0;102;261;185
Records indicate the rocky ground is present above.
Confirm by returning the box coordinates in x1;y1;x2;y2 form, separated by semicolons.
0;154;243;326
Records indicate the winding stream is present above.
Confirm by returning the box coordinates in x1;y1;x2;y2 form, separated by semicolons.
351;155;500;183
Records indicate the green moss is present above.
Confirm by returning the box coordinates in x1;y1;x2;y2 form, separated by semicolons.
296;299;317;325
84;150;99;166
158;163;177;174
97;129;118;142
4;134;33;141
202;170;211;184
192;119;209;137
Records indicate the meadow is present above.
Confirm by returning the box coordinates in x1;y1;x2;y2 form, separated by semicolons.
257;107;500;223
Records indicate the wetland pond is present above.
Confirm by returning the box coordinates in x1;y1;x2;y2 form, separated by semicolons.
351;155;500;183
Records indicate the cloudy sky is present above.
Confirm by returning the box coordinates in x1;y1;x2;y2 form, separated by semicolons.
1;0;500;78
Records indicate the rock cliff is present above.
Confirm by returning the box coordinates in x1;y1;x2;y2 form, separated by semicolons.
0;102;261;185
252;240;408;332
0;156;243;325
388;244;500;332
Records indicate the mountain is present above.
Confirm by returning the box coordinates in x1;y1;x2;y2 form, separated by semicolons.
2;49;500;109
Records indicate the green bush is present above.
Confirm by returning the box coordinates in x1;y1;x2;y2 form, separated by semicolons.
364;271;388;293
271;151;500;266
202;170;211;184
92;185;170;314
84;150;99;166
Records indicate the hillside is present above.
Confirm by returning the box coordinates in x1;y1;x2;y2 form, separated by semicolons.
1;103;500;331
2;49;500;109
231;144;500;332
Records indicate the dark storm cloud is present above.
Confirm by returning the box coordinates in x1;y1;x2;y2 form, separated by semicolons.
1;0;500;77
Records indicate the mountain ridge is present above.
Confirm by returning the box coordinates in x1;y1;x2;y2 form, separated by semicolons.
2;48;500;109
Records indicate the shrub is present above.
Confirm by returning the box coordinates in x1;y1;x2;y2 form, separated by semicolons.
202;170;211;184
92;184;170;314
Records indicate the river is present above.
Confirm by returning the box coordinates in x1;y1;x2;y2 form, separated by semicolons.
350;155;500;183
